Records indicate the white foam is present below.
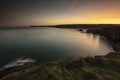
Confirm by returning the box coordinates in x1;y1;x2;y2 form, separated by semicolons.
3;57;35;69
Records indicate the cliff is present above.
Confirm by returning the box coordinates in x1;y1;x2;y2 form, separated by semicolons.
87;26;120;51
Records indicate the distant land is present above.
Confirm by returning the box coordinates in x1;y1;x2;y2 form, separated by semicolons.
28;24;120;29
0;24;120;29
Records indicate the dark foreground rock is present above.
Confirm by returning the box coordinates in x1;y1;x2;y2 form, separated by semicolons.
0;63;35;79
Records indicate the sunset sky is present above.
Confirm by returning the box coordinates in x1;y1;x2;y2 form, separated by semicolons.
0;0;120;26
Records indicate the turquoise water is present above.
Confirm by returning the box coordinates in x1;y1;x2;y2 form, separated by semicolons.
0;27;113;66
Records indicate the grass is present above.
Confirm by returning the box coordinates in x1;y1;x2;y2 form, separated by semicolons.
1;52;120;80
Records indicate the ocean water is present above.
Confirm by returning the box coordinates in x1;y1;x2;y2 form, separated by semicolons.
0;27;113;66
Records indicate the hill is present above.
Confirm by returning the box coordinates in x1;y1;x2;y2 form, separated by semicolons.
1;52;120;80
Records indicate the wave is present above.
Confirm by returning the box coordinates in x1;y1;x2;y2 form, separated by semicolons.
2;57;35;69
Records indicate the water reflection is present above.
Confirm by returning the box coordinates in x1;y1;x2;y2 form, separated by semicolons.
0;28;113;66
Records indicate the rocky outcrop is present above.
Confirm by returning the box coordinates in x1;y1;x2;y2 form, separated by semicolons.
0;63;35;79
87;27;120;51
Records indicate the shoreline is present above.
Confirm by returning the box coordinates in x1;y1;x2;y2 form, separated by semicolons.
56;26;120;52
0;26;120;80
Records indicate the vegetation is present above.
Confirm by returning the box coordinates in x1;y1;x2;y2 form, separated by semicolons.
1;52;120;80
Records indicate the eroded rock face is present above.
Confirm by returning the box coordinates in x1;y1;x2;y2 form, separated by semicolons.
88;28;120;42
87;27;120;51
112;43;120;51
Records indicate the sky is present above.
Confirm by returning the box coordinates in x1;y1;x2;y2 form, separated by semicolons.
0;0;120;26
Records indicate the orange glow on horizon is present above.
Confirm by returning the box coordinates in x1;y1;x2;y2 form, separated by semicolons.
39;19;120;26
7;9;120;26
30;11;120;25
12;18;120;26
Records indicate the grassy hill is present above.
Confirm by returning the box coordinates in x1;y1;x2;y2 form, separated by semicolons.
1;52;120;80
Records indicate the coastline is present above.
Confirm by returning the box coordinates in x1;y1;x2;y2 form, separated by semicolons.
56;26;120;52
0;26;120;80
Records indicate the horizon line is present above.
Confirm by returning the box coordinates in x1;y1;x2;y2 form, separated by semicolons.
0;23;120;27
